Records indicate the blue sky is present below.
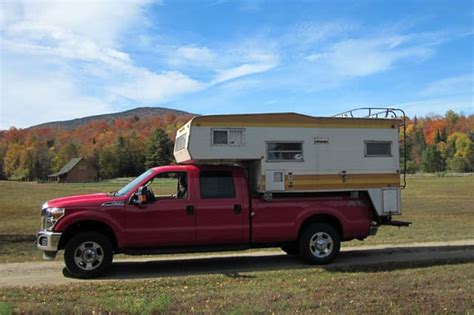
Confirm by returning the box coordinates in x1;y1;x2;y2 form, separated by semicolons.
1;0;473;129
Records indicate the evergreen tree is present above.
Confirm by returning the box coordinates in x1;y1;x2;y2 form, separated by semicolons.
421;145;445;173
440;127;448;142
434;129;441;143
447;156;467;172
145;128;174;169
98;145;119;179
115;134;145;177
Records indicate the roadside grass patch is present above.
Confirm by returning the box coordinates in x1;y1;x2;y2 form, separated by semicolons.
100;294;170;314
0;302;12;315
1;262;473;313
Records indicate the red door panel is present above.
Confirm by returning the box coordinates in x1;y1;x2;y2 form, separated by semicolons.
195;170;249;244
125;198;196;247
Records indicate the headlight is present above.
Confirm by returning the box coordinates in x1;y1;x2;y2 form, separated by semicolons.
42;207;65;231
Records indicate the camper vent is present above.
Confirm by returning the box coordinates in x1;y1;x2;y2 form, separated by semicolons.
314;136;329;143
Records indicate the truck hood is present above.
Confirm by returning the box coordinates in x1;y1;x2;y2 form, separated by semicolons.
46;193;124;209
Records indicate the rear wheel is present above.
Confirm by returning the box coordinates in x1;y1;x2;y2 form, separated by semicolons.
298;223;340;264
64;232;113;278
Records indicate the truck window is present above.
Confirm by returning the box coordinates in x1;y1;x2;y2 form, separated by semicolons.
148;172;188;199
267;142;304;161
199;171;235;199
365;141;392;157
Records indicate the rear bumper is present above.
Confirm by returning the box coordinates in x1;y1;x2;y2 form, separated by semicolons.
36;230;62;252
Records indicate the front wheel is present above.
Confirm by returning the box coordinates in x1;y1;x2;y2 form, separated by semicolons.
64;232;113;278
298;223;340;264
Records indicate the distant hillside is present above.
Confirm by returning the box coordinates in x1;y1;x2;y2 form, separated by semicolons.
29;107;195;130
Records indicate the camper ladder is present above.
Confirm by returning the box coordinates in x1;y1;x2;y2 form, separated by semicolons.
333;107;407;189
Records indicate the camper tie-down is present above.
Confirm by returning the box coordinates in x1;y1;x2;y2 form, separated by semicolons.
37;108;410;278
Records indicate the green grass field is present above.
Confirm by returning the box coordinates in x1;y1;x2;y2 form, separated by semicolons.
0;176;473;263
1;262;473;313
0;176;473;314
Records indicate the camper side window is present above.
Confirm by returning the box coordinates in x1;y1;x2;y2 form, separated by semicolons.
365;141;392;157
174;134;187;152
212;129;244;146
267;142;304;161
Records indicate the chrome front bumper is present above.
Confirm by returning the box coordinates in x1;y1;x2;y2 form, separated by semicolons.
36;230;62;252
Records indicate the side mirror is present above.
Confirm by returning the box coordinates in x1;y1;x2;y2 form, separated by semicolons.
132;186;148;206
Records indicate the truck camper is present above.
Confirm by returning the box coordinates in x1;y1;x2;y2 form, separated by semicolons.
174;108;407;218
37;107;410;278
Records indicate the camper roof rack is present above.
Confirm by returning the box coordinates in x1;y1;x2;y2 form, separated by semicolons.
334;107;407;190
333;107;405;119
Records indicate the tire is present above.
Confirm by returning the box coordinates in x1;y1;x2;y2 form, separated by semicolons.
298;223;340;264
281;242;299;256
64;232;113;278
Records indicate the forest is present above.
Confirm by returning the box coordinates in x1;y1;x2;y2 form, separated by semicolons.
0;110;472;181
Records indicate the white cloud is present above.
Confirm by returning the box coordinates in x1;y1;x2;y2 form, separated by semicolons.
0;71;111;129
1;0;154;47
213;51;278;83
213;62;275;84
419;74;473;97
305;35;432;77
108;68;205;103
400;97;473;117
0;0;214;128
286;21;354;46
170;45;216;66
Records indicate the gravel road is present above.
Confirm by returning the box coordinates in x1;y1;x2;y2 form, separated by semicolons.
1;240;473;288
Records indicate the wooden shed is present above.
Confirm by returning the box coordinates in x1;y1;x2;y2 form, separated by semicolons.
48;157;97;183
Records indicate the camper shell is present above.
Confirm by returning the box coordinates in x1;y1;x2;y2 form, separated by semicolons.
174;109;405;217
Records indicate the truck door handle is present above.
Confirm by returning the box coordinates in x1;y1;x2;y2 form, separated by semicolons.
234;204;242;214
186;205;194;215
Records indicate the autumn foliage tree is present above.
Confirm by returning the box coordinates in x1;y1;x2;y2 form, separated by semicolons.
0;110;472;181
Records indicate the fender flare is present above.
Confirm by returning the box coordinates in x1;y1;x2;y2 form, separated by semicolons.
295;206;346;239
54;211;124;248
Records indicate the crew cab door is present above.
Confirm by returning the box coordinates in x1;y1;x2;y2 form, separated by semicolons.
195;169;249;244
124;170;196;247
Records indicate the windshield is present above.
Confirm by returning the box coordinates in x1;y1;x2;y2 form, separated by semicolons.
114;170;153;196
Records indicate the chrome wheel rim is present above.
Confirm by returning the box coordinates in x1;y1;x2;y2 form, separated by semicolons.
309;232;333;258
74;241;104;271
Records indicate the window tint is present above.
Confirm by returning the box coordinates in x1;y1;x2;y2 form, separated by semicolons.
365;141;392;157
200;171;235;199
267;142;304;161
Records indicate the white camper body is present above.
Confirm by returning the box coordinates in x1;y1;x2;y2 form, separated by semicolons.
174;112;403;217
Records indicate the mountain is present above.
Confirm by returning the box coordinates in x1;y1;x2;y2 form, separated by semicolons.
28;107;195;130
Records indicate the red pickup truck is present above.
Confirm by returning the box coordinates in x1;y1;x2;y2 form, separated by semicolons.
37;164;377;278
